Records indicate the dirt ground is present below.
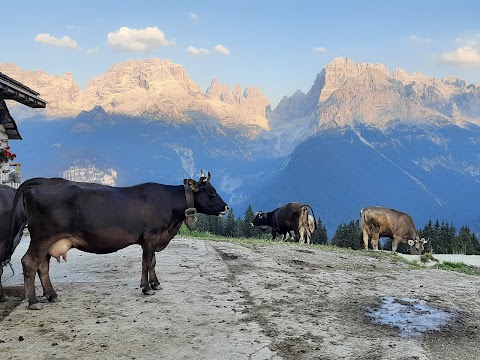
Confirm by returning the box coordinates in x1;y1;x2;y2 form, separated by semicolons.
0;237;479;360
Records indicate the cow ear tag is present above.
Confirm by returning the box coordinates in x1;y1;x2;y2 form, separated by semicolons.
184;179;200;192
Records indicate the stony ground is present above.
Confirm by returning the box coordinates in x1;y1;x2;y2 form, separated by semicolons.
0;237;479;360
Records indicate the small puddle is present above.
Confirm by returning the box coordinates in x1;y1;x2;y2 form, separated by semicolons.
366;297;456;337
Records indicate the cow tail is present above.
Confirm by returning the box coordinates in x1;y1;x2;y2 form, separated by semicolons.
304;204;317;231
359;208;366;245
3;178;44;264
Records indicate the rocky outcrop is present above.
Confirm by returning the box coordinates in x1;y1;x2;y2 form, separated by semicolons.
205;80;270;130
319;57;389;102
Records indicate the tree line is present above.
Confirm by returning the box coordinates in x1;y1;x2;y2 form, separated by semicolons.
189;206;480;255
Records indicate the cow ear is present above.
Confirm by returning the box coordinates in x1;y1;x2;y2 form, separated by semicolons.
184;179;200;192
407;239;415;246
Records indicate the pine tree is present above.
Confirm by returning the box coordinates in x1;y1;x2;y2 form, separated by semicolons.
224;208;236;237
234;217;244;238
332;220;361;249
455;226;479;255
243;205;259;238
310;218;328;244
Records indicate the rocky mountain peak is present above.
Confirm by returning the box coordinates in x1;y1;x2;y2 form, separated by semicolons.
317;68;449;129
319;57;389;102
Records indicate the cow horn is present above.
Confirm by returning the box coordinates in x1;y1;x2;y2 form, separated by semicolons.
207;171;211;182
407;239;415;246
421;238;427;243
200;170;205;178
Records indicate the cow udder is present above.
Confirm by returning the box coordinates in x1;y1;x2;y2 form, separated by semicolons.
48;238;75;263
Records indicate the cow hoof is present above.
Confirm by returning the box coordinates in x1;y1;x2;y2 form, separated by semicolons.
28;303;43;310
143;289;155;295
0;294;8;302
47;296;59;303
151;284;162;291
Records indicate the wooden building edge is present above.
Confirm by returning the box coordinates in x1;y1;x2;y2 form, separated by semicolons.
0;71;46;187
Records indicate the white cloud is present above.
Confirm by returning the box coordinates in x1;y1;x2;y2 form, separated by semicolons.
34;34;78;48
189;12;199;20
214;44;230;55
407;35;431;44
313;47;327;54
456;33;480;47
107;26;175;52
440;47;480;66
86;47;100;56
186;46;210;55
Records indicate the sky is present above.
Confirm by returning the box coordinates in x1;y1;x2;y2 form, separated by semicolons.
2;0;480;109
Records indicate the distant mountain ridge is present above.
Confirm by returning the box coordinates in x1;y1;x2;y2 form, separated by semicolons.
3;57;480;237
268;57;480;154
0;59;270;134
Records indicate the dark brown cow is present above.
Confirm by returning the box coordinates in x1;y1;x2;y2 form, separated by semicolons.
360;206;427;254
252;202;316;242
12;173;228;310
0;185;26;302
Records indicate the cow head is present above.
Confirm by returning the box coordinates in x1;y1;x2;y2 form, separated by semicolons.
184;172;228;216
251;211;267;227
407;237;428;255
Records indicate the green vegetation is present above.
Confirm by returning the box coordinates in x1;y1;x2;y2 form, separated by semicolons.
420;253;439;263
432;261;480;276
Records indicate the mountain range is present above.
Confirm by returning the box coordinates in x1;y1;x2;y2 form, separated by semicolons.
2;57;480;237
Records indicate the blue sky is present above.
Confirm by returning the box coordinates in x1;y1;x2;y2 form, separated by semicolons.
2;0;480;108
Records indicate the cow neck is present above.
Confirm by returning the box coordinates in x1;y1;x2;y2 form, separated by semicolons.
265;211;275;224
183;184;197;230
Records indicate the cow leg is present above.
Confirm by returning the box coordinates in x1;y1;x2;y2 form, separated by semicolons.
21;249;43;310
140;243;156;295
272;229;277;241
299;227;305;244
371;233;380;251
38;255;58;303
392;237;402;252
149;254;162;290
293;227;301;243
0;266;7;302
362;229;369;250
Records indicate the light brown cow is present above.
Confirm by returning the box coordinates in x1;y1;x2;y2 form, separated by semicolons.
360;206;427;254
299;213;316;244
283;214;315;243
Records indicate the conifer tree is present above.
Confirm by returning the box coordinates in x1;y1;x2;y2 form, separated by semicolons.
224;208;236;237
243;205;259;238
455;226;479;255
332;220;361;249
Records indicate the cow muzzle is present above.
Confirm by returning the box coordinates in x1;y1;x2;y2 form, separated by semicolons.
218;205;229;217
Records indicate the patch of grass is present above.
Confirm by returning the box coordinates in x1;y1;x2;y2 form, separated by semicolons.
420;253;439;263
432;261;480;275
176;230;480;275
